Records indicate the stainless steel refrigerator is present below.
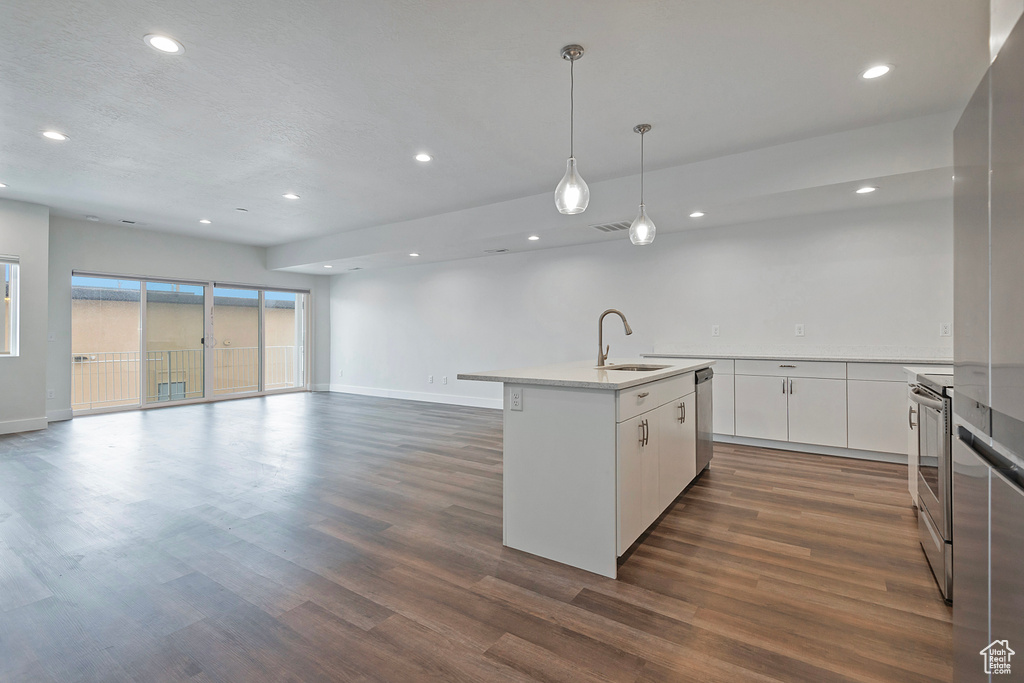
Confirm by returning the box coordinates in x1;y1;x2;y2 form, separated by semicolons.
953;12;1024;682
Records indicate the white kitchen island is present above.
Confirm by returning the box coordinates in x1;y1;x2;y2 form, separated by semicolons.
458;358;714;578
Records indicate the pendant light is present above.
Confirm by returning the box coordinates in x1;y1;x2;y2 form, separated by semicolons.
628;123;656;246
554;44;590;214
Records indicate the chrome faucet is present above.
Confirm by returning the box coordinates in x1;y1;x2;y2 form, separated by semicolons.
597;309;633;367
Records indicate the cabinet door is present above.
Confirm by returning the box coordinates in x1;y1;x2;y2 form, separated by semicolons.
640;415;661;531
990;468;1024;673
787;377;847;448
847;380;907;454
952;437;990;682
657;394;696;511
617;413;654;555
734;374;789;441
712;373;735;436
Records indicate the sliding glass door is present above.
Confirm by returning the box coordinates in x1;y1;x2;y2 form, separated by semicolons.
264;291;306;390
71;272;309;415
144;282;205;404
213;287;261;396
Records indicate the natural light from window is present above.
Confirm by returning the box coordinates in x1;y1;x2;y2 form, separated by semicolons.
2;259;19;356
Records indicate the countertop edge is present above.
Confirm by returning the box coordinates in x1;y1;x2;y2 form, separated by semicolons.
644;353;954;364
457;360;714;391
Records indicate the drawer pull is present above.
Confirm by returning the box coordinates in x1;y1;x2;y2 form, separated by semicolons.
637;391;649;398
779;364;796;368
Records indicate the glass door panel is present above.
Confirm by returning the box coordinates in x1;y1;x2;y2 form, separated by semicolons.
213;287;261;396
264;291;306;390
145;282;205;403
70;276;141;411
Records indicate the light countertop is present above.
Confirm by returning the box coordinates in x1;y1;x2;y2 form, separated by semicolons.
646;352;954;364
458;358;715;391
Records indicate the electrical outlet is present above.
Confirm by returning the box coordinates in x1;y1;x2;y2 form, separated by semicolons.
47;389;55;399
510;388;523;411
795;324;805;337
442;376;448;385
428;375;433;384
711;325;720;337
48;334;56;342
940;323;952;337
337;369;343;378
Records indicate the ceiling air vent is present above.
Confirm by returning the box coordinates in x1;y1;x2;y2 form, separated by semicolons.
590;221;631;233
484;248;509;254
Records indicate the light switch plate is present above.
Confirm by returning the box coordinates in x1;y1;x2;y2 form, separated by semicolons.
510;388;523;411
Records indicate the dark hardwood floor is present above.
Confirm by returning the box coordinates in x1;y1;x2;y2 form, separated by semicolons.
0;393;951;682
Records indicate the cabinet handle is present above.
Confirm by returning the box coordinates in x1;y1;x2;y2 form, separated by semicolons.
637;391;649;399
678;402;685;423
643;419;649;446
908;406;917;429
779;364;796;368
782;379;786;394
789;379;793;394
639;421;645;446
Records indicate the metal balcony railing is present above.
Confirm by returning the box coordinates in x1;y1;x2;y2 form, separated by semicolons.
71;346;299;411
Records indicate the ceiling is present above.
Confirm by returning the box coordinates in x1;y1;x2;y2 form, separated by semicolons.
0;0;988;249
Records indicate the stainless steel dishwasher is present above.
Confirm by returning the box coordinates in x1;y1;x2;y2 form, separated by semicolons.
695;367;714;472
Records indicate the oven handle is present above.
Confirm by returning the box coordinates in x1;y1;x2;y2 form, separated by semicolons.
909;387;945;411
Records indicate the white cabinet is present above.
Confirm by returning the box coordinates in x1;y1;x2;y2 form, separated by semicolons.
787;377;847;448
847;379;909;454
735;374;789;441
616;391;696;555
658;394;696;511
907;388;920;506
735;373;847;448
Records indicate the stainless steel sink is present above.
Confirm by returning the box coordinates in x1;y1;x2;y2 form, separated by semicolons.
598;364;671;372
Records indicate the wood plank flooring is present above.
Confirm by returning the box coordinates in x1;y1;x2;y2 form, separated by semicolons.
0;392;951;682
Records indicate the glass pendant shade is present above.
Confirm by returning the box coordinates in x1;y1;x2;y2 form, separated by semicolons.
629;203;656;246
555;157;590;214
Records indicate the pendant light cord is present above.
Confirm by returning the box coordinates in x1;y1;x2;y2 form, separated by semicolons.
640;131;645;204
570;58;575;158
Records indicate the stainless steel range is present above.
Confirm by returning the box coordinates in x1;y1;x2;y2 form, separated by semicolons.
910;373;953;603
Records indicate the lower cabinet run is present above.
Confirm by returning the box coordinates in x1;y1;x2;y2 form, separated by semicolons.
616;392;696;554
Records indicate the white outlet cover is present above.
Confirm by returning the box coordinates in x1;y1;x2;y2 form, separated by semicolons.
442;376;448;385
428;375;433;383
795;324;805;337
940;323;952;337
711;325;720;337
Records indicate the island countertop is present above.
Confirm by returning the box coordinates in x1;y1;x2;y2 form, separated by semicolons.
457;358;715;391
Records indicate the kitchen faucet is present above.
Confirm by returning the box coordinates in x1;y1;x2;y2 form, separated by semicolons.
597;309;633;367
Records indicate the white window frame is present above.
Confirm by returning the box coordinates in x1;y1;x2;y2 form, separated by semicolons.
1;257;19;357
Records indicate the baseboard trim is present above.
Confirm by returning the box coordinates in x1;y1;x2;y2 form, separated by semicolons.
312;383;331;392
0;416;48;435
714;434;907;464
329;384;502;410
47;409;73;422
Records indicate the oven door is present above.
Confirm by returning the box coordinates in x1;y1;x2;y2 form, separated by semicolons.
913;385;951;539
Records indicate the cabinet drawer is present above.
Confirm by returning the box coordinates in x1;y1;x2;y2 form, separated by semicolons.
735;359;846;379
848;362;925;382
617;372;694;422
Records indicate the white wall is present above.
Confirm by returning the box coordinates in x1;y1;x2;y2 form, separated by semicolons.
47;217;330;420
330;200;953;408
0;199;50;433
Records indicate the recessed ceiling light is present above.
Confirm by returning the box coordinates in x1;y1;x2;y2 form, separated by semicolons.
85;215;99;221
528;235;540;241
144;34;184;54
861;65;891;79
415;153;432;162
199;219;211;224
283;193;300;199
409;253;420;257
0;183;6;188
689;211;705;218
323;265;333;269
856;186;878;194
42;130;68;141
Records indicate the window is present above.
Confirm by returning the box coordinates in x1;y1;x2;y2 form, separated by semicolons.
1;258;19;356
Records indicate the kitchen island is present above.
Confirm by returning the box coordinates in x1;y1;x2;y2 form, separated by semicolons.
458;358;714;578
